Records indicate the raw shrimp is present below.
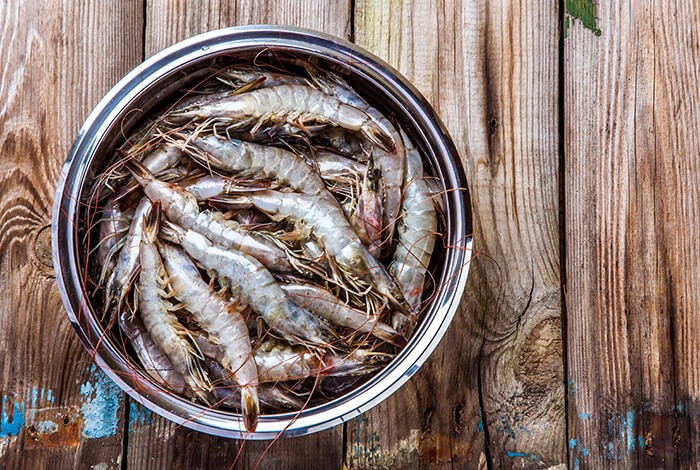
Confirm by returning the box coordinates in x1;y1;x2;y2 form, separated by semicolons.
219;65;310;89
216;189;410;315
203;358;305;410
126;159;294;273
160;243;259;431
140;144;184;176
160;222;333;347
279;283;407;347
97;197;131;283
182;135;331;198
119;313;188;396
170;85;396;154
136;203;213;405
308;69;405;239
390;130;438;331
349;155;384;256
317;127;367;158
114;144;185;200
254;340;384;383
103;197;151;315
316;151;366;185
192;332;306;410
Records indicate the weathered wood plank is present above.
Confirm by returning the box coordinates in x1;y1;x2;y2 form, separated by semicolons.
128;2;349;468
0;1;143;469
352;0;564;468
565;1;699;467
144;0;351;58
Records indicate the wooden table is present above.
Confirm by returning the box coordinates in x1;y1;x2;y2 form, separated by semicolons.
1;1;698;468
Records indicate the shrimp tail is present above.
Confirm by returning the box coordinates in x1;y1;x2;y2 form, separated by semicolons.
142;201;161;243
124;157;156;186
362;122;396;155
207;194;254;211
375;326;409;348
241;386;260;432
159;220;185;244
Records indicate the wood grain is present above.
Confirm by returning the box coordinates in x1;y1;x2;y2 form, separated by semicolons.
128;2;350;468
0;0;142;468
565;1;700;468
144;0;351;58
353;0;564;468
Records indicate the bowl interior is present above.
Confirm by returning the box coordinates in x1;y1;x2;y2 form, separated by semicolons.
53;26;472;439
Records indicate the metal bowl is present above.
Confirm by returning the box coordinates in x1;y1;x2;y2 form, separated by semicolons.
52;25;472;439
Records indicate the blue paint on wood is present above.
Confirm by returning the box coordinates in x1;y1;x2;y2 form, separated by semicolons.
638;436;645;448
625;408;635;450
577;412;591;419
573;457;580;470
79;365;123;439
568;438;577;449
477;420;484;432
506;451;528;458
129;401;154;426
500;415;516;439
36;420;58;434
0;397;25;438
568;379;576;396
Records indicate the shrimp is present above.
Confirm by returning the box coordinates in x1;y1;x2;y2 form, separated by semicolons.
169;85;396;154
232;208;270;227
349;155;384;256
254;340;384;383
137;202;213;405
160;221;333;347
215;190;410;315
103;197;151;316
140;144;184;176
181;135;331;198
126;159;294;273
114;144;185;201
317;127;367;158
192;332;306;410
279;283;407;347
389;130;438;332
219;65;310;89
97;197;132;283
316;151;366;185
203;358;305;410
160;243;260;431
307;69;405;240
119;313;188;396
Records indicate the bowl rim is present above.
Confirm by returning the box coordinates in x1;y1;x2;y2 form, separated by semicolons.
52;24;473;439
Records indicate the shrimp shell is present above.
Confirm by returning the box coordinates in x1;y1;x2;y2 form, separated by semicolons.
280;283;407;347
219;190;409;315
160;243;259;431
316;151;366;184
126;159;294;273
119;314;188;395
170;85;396;154
390;130;438;331
350;155;384;256
160;222;333;347
254;341;382;383
137;203;213;405
185;135;330;198
103;197;151;314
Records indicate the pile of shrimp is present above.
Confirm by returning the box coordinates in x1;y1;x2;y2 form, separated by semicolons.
85;59;443;433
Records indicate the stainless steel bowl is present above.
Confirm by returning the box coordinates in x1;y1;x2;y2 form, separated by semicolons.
52;25;472;439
